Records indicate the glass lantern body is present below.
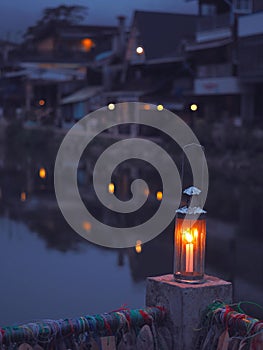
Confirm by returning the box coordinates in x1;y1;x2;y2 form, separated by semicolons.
174;213;206;283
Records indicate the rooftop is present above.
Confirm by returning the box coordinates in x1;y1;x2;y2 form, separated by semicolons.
131;10;197;61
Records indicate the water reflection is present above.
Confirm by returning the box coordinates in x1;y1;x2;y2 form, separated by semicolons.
0;124;262;325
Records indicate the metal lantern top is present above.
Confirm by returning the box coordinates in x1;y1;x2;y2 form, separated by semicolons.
183;186;201;196
176;186;207;219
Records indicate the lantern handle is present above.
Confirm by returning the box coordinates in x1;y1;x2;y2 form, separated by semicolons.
181;143;205;201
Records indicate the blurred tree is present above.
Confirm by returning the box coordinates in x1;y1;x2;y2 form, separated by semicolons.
41;5;88;25
24;4;88;40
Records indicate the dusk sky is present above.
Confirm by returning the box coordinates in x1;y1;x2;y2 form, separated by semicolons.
0;0;198;42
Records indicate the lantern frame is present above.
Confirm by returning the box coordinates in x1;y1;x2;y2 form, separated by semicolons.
174;205;207;284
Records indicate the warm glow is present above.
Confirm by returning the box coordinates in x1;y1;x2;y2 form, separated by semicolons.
184;230;194;243
136;46;144;55
156;191;163;201
193;229;199;239
157;104;164;111
39;167;46;179
108;103;115;111
39;99;45;106
20;192;26;202
144;104;151;110
83;221;92;231
135;240;142;253
108;183;115;194
174;216;206;281
190;104;198;111
81;38;95;52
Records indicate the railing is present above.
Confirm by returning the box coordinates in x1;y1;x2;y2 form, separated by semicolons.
0;307;166;349
1;279;262;349
197;301;263;350
197;13;231;32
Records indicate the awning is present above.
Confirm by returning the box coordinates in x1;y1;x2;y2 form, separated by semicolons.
4;66;85;81
185;38;232;52
95;51;113;62
61;86;102;105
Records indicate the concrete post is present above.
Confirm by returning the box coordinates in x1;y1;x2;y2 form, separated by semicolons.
241;84;255;125
146;274;232;350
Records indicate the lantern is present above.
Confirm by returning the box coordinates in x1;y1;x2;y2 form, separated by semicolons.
174;186;206;284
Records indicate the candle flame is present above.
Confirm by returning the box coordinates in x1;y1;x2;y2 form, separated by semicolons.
184;231;193;243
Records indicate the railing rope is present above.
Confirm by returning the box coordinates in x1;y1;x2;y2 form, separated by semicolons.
0;307;166;349
197;301;263;350
1;277;262;349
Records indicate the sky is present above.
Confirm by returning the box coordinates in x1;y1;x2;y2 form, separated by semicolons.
0;0;198;42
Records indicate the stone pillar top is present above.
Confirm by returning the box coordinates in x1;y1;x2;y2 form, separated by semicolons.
146;274;232;350
147;274;232;289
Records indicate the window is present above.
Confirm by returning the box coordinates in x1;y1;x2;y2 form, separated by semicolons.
201;4;216;16
234;0;252;13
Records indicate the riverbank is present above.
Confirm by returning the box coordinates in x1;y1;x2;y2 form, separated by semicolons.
2;118;263;192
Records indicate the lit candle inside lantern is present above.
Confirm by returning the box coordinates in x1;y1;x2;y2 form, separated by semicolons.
184;231;194;273
174;186;207;283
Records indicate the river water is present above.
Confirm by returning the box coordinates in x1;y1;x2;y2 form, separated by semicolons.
0;123;262;326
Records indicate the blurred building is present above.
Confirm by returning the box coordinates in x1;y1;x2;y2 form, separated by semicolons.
104;11;197;117
21;23;117;64
58;16;128;122
0;40;20;119
0;21;122;124
238;10;263;124
1;4;263;127
185;0;263;125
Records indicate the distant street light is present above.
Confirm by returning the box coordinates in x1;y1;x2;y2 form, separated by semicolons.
136;46;144;55
108;103;115;111
190;104;198;112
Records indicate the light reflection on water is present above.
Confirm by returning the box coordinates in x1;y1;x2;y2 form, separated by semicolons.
0;125;262;325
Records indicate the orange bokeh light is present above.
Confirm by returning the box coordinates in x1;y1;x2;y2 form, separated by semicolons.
39;167;46;179
108;183;115;194
156;191;163;201
81;38;95;52
20;192;26;202
135;240;142;253
39;99;45;106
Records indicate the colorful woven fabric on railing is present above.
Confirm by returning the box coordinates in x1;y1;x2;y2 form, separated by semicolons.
196;301;263;350
0;307;167;350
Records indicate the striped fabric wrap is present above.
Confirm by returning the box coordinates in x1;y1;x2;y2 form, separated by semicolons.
197;301;263;350
0;307;167;349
